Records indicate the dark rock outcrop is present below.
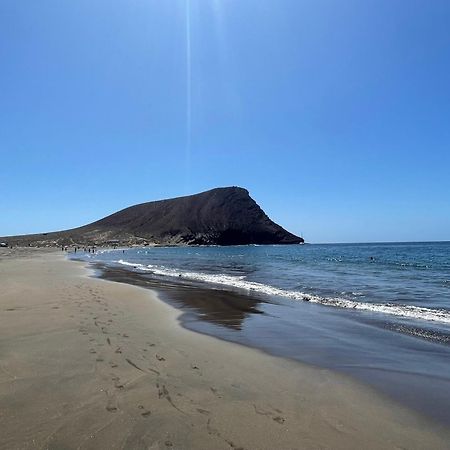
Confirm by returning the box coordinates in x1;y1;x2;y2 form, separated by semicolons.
3;187;303;246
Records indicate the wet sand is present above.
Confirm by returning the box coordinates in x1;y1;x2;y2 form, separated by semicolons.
1;249;449;449
96;264;450;427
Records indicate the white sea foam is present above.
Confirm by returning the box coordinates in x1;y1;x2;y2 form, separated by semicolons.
116;260;450;325
117;260;142;267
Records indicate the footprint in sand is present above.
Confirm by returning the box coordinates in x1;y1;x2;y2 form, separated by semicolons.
156;354;166;362
253;405;286;425
273;416;285;424
156;383;184;413
113;378;124;389
105;392;118;412
191;364;202;376
210;387;222;398
206;420;244;450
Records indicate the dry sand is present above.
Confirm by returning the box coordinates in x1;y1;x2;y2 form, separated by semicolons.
0;248;449;449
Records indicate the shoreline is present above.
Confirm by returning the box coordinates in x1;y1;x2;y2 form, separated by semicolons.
92;258;450;428
1;248;449;449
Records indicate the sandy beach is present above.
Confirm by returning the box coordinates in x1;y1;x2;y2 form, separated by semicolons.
1;248;449;450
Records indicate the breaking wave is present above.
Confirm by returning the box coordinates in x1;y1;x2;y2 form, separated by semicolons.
116;259;450;325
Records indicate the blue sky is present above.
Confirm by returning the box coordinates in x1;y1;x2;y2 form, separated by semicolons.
1;0;449;243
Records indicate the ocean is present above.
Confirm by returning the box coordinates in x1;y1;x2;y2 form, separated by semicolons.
76;241;450;425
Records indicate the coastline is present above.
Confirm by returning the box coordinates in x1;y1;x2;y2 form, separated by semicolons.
1;249;449;449
94;257;450;428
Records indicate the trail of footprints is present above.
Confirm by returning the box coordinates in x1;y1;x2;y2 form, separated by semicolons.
70;282;286;449
73;284;177;420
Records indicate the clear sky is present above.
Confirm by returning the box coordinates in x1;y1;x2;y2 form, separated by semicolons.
1;0;449;243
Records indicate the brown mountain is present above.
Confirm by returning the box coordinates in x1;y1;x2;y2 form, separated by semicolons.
3;187;303;247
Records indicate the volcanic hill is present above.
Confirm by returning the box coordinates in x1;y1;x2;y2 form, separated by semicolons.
3;187;303;247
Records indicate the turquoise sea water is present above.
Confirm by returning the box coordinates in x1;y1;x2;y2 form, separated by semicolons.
78;242;450;424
